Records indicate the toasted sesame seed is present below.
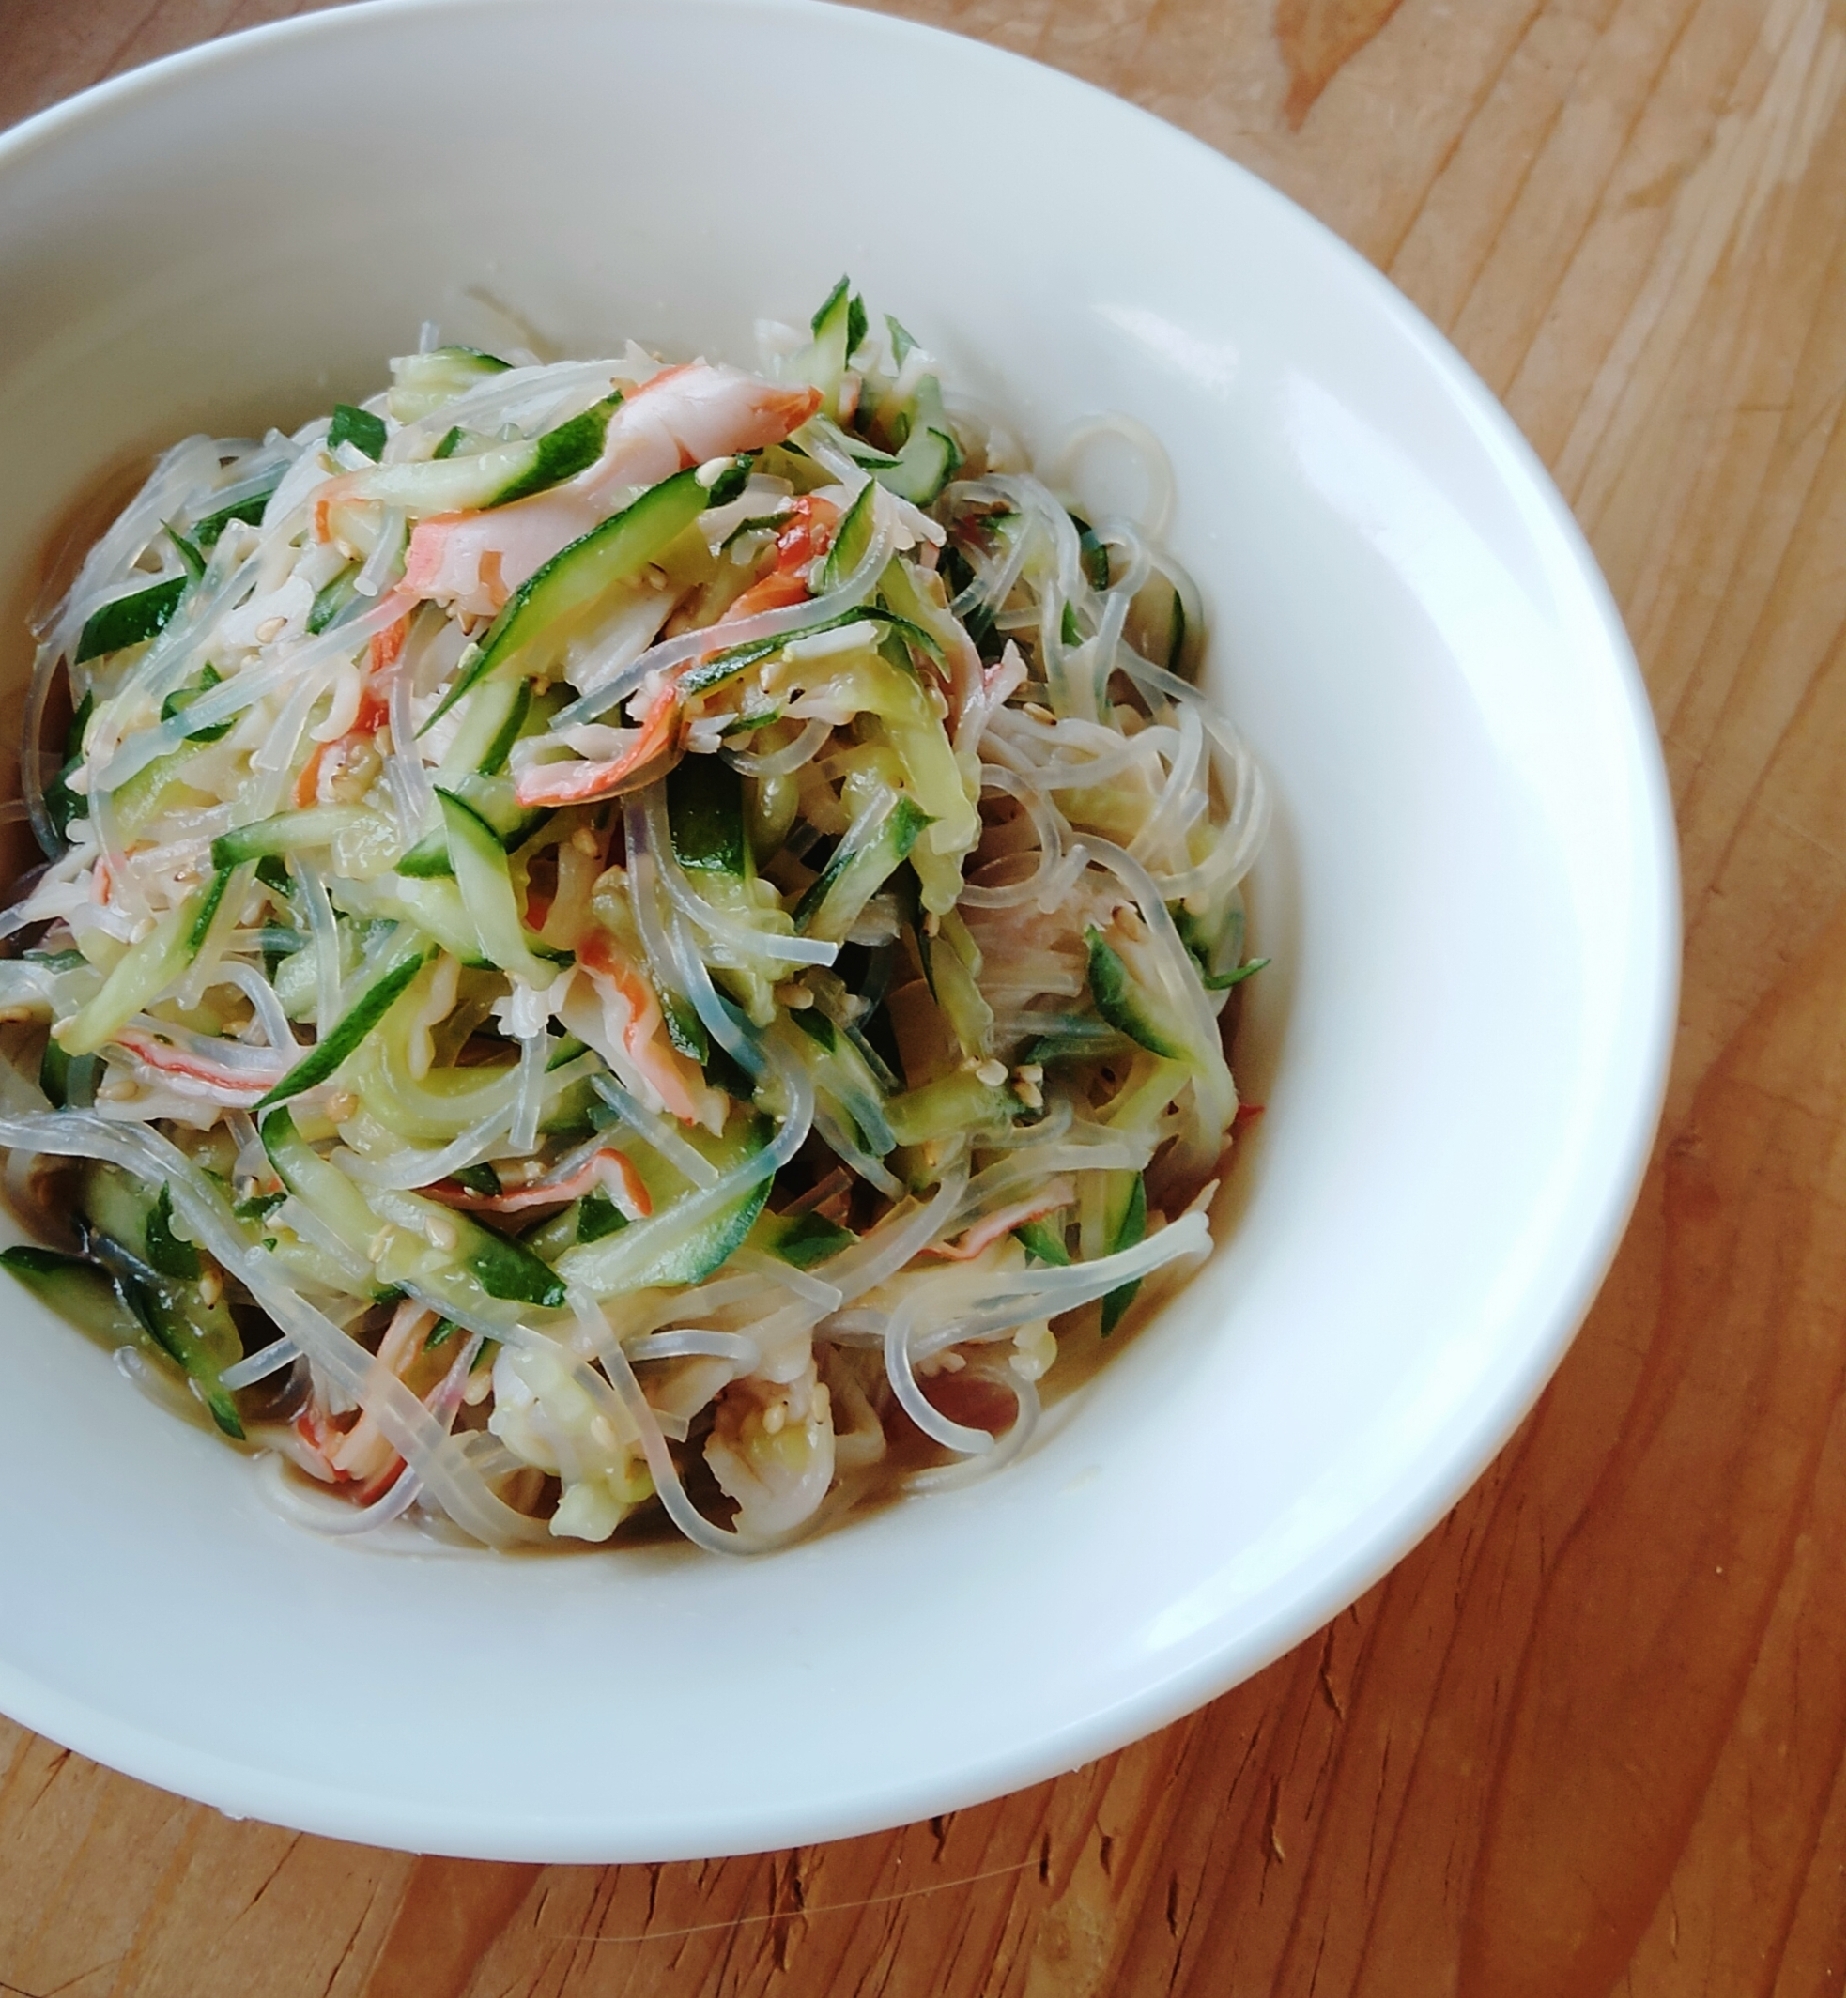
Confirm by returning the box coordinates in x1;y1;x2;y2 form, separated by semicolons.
571;825;601;855
198;1269;223;1308
325;1088;358;1121
424;1215;458;1253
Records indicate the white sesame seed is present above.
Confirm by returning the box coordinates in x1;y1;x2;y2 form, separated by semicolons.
975;1059;1008;1088
424;1215;458;1253
762;1403;786;1436
571;825;600;855
198;1269;223;1308
255;615;287;643
97;1073;141;1102
325;1088;358;1121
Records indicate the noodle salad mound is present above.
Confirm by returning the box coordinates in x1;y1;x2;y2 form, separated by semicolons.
0;283;1267;1553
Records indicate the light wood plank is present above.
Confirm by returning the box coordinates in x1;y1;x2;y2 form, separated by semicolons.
6;2;1846;1992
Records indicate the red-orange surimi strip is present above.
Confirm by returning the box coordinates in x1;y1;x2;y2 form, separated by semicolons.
428;1147;653;1220
510;683;679;809
293;741;329;808
370;616;407;675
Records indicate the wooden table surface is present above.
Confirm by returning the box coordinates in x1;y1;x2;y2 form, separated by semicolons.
3;0;1842;1990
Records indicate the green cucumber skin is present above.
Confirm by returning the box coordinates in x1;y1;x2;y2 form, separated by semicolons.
1014;1217;1072;1268
477;678;534;775
144;1185;202;1281
0;1246;143;1346
768;1210;854;1269
793;792;929;935
74;1164;245;1434
39;1037;100;1110
436;788;564;984
256;944;430;1110
485;395;621;508
679;609;940;704
160;664;232;743
165;525;207;582
1019;1021;1136;1068
76;576;188;665
868;377;961;507
45;691;95;842
1100;1171;1148;1337
211;809;365;870
57;870;225;1058
330;403;388;461
1084;926;1188;1061
427;466;715;728
192;483;279;549
1074;516;1111;592
185;867;234;953
627;1174;772;1289
668;754;748;876
576;1190;627;1243
396;835;453;879
805;278;867;421
557;1112;773;1293
307;566;360;635
464;1227;566;1308
126;1275;246;1436
396;775;551;878
814;481;876;595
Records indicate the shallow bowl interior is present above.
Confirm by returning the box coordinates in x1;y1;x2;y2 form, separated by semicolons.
0;0;1676;1860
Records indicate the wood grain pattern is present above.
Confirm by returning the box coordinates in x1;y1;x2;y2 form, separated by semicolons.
3;0;1843;1991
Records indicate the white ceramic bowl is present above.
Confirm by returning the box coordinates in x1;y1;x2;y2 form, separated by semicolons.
0;0;1677;1860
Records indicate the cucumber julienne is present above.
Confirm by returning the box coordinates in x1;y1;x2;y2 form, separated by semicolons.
0;283;1266;1554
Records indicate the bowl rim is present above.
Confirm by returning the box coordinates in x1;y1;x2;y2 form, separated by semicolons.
0;0;1681;1859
